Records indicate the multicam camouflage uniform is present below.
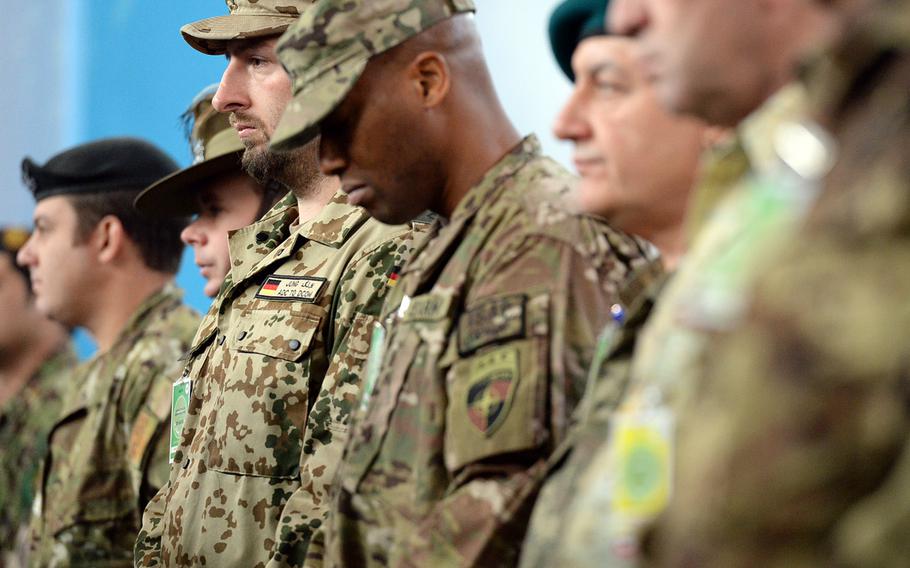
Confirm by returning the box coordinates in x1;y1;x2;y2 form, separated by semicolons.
135;192;423;568
518;85;813;568
28;284;197;567
327;136;656;567
649;1;910;565
0;345;75;568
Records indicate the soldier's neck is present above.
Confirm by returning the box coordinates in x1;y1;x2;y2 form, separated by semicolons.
294;175;340;224
85;271;171;353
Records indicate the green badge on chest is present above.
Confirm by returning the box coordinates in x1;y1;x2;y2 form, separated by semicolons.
169;375;193;464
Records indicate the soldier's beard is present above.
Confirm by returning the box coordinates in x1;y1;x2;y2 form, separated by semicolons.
241;140;322;199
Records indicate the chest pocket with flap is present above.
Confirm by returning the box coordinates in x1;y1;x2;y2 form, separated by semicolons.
208;307;323;478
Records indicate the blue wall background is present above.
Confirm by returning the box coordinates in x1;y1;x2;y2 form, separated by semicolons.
59;2;228;356
2;0;571;359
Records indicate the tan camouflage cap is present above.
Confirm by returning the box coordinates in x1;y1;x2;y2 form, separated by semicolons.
270;0;476;152
182;0;312;55
135;85;248;216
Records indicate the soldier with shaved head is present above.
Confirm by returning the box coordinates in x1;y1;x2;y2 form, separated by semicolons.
271;1;656;565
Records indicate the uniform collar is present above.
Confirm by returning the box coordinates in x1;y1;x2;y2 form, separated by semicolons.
738;82;809;178
399;135;540;284
107;282;183;353
447;134;542;227
228;189;369;284
127;282;181;328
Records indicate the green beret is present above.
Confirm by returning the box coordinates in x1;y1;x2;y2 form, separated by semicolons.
22;138;179;202
549;0;609;81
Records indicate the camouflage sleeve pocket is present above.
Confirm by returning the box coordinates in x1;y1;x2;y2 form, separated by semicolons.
443;338;548;473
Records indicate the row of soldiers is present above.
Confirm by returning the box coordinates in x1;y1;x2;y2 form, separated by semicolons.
0;0;907;565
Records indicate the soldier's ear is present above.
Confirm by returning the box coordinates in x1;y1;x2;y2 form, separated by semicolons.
93;215;126;265
408;51;450;109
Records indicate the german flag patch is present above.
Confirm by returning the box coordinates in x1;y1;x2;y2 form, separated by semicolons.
255;275;327;302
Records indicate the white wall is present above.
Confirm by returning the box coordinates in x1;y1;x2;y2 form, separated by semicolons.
0;0;83;226
475;0;574;169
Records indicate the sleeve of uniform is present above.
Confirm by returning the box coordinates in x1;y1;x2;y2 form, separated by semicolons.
267;232;414;568
647;244;910;566
400;233;621;567
128;320;198;567
134;484;167;567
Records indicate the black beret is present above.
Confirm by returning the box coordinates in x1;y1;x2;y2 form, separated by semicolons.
22;137;179;202
549;0;610;81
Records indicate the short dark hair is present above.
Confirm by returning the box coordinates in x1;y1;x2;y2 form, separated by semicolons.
68;190;187;274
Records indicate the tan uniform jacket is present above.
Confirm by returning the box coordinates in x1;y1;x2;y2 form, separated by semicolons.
135;192;424;568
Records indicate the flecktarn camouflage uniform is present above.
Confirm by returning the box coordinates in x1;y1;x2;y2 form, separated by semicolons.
29;284;198;567
650;1;910;565
328;136;656;567
135;192;423;568
0;345;75;568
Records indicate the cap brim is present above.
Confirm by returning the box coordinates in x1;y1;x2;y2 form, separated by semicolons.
270;55;370;153
134;151;244;216
181;15;297;55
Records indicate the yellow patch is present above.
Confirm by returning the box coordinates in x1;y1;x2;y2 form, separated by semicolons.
128;410;159;469
611;410;674;518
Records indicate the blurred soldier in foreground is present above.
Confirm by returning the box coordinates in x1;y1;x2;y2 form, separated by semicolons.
611;0;910;564
548;0;714;269
514;0;842;563
271;1;655;565
17;138;199;566
0;227;74;568
134;2;424;566
519;0;718;565
135;85;286;298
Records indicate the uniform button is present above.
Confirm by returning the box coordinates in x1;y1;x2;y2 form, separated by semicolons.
218;335;226;346
237;331;247;341
288;339;302;351
182;458;191;470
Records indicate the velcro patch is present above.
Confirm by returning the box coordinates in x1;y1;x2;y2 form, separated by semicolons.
255;275;327;302
402;293;452;322
458;294;526;355
465;347;520;436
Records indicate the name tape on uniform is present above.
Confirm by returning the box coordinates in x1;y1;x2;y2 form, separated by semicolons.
256;275;327;302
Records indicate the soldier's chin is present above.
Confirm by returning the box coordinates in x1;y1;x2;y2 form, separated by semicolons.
370;203;425;226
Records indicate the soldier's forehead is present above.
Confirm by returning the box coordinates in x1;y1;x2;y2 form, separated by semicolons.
225;36;280;55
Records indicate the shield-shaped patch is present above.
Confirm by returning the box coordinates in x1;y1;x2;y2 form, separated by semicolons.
465;348;520;436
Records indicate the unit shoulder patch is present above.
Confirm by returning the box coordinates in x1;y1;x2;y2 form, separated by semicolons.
465;347;520;436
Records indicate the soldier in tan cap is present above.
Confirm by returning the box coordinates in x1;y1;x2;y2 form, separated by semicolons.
135;85;285;298
271;1;657;566
134;3;425;567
